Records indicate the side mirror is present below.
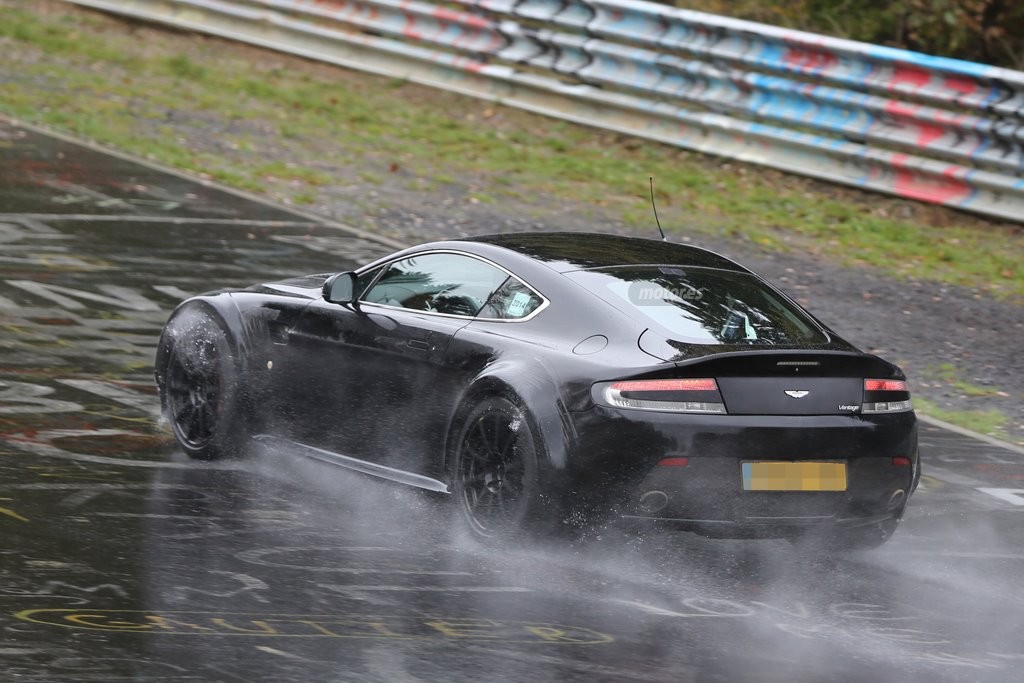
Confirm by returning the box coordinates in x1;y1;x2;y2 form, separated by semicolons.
323;272;358;304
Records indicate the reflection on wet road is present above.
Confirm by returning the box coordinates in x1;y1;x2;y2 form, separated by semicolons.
1;118;1023;681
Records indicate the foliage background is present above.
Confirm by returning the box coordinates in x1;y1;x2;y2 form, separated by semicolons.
675;0;1023;69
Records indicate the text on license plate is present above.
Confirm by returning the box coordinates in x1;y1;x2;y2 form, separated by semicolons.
742;461;847;491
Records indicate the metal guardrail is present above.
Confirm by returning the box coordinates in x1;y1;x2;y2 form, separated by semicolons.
65;0;1024;222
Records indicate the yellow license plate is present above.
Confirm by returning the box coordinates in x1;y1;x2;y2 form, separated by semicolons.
742;461;847;491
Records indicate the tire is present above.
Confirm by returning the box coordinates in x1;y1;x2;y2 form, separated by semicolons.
452;396;542;542
159;309;244;460
831;518;899;552
794;517;899;554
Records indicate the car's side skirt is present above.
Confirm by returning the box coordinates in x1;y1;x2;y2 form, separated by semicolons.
252;435;451;494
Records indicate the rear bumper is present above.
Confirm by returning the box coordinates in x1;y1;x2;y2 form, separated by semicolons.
563;407;918;537
618;512;903;540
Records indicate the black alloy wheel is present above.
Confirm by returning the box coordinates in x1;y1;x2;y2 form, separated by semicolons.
454;397;540;541
162;311;240;460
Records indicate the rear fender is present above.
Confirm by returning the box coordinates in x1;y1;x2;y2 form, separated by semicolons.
444;358;576;480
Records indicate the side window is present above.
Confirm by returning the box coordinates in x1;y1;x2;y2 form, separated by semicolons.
479;276;544;320
354;265;384;299
361;253;509;317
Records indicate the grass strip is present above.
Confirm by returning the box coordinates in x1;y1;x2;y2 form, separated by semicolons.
1;3;1021;299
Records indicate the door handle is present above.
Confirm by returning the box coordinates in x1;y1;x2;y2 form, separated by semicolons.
408;339;430;351
268;321;290;345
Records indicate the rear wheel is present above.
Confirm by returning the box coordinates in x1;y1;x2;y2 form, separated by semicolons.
160;311;243;460
452;397;541;542
830;518;899;552
793;517;899;554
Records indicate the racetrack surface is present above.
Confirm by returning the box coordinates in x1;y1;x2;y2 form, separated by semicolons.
1;120;1023;682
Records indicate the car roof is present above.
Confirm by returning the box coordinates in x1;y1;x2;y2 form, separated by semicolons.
463;232;749;273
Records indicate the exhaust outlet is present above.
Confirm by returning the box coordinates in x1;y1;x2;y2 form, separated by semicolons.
887;489;906;511
639;490;669;514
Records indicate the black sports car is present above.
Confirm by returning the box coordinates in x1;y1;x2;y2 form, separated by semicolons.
155;233;919;548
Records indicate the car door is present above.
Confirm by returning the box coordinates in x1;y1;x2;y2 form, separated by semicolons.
284;252;510;477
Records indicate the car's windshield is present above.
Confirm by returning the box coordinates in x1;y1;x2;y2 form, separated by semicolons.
565;266;828;345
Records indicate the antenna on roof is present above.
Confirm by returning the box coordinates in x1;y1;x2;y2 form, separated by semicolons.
649;176;667;241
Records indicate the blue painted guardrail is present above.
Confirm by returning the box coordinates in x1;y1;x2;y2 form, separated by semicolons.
65;0;1024;221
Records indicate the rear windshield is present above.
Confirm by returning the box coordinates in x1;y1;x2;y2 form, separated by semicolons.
565;266;829;346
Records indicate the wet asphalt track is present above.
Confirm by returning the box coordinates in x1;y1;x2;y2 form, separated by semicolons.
1;118;1023;682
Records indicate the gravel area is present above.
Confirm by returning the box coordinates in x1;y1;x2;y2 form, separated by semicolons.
275;155;1024;444
342;193;1024;446
4;1;1022;445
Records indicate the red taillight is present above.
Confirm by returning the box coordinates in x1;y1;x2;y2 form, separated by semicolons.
865;379;908;392
657;457;690;467
612;378;718;392
862;378;913;414
599;378;727;414
892;456;911;467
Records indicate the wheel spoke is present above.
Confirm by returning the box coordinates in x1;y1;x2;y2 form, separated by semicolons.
497;426;515;460
175;403;196;429
467;472;489;488
183;408;201;442
166;337;225;448
459;404;531;534
197;403;216;438
472;489;493;513
465;442;490;467
491;414;509;455
474;419;496;457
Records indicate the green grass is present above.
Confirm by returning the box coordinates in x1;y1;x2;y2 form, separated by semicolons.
251;161;333;186
0;7;132;64
914;364;1016;440
2;3;1022;298
165;55;208;81
914;398;1012;441
926;363;1004;398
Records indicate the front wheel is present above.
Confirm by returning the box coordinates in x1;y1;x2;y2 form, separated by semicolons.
159;309;244;460
452;397;542;542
